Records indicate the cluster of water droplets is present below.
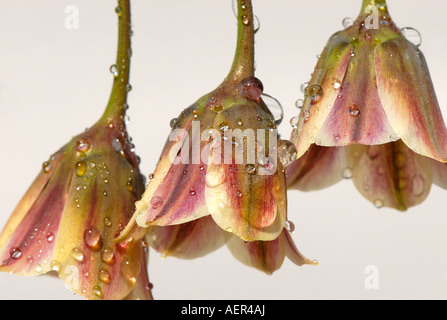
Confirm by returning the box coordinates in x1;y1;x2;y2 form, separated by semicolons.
231;0;260;34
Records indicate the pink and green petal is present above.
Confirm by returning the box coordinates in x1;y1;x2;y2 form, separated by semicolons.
206;104;286;242
317;44;397;147
286;145;347;191
146;216;230;259
351;140;433;211
291;33;352;158
374;38;447;162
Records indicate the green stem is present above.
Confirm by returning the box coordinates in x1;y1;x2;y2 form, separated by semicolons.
101;0;132;121
225;0;255;83
360;0;389;16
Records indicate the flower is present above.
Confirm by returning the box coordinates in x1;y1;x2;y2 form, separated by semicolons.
146;216;315;275
119;0;315;269
287;0;447;210
0;0;153;300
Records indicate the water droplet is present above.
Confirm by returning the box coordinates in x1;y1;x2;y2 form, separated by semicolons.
303;110;310;122
169;118;179;129
104;217;112;227
115;6;122;16
285;220;295;233
189;188;196;196
126;84;132;92
307;85;324;104
121;257;141;285
110;64;119;77
401;27;422;47
34;264;43;273
75;161;87;177
241;14;250;26
72;247;85;263
236;190;243;198
295;99;304;109
135;200;148;213
112;138;122;152
212;104;223;113
236;118;244;126
300;82;309;94
412;174;425;196
93;285;103;298
342;17;353;28
99;269;111;284
150;196;163;209
42;161;52;173
10;248;22;260
46;232;55;242
374;199;384;209
253;15;260;33
84;226;102;251
342;167;353;179
262;93;283;125
50;260;61;272
239;76;263;100
348;104;361;117
244;163;257;175
290;116;299;128
331;78;342;90
101;247;115;265
278;140;298;168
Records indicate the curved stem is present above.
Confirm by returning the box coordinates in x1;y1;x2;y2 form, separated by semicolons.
101;0;132;121
225;0;255;83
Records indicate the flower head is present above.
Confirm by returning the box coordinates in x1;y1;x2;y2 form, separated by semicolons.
0;0;153;300
119;0;315;268
287;0;447;210
147;216;315;275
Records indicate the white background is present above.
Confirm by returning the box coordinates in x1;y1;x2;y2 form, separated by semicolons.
1;0;447;300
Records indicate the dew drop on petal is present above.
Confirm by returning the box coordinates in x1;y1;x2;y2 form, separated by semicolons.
348;104;361;117
342;17;353;28
342;167;353;179
285;220;295;233
76;139;90;152
72;247;85;263
295;99;304;109
46;232;55;243
278;140;298;168
93;285;103;298
84;226;102;251
401;27;422;47
244;163;257;175
50;260;61;272
262;93;283;125
150;196;163;209
42;161;52;173
10;248;22;260
307;85;324;104
374;199;384;209
239;76;264;100
101;247;115;265
121;257;141;285
75;161;87;177
331;78;342;90
169;118;179;129
112;138;122;152
98;269;111;284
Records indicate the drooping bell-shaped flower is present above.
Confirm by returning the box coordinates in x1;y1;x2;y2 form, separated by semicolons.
0;0;153;300
147;216;314;275
119;0;315;270
287;0;447;210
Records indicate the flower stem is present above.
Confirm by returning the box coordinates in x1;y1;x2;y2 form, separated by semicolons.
360;0;389;16
225;0;255;83
101;0;132;122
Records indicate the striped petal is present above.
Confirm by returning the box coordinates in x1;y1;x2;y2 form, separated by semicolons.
146;216;230;259
291;32;353;158
0;122;151;300
374;37;447;162
351;140;433;210
286;145;347;191
206;103;286;241
227;229;316;274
